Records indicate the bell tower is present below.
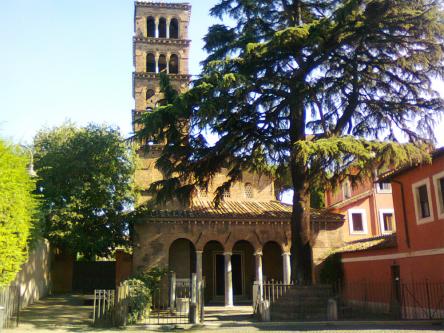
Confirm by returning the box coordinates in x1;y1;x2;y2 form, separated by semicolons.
132;1;191;205
132;1;191;133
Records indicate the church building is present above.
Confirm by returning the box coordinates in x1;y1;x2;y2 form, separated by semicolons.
131;1;344;306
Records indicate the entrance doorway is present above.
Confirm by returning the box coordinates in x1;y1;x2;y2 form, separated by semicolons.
214;253;243;297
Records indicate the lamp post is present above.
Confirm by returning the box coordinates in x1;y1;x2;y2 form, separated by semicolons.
19;145;37;177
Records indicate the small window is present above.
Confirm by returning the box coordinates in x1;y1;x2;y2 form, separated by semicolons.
158;17;167;38
158;54;167;73
245;183;253;198
147;17;155;37
433;171;444;219
169;18;179;39
145;107;153;112
412;178;434;224
223;188;230;199
348;209;368;234
379;209;395;234
169;54;179;74
146;53;156;73
418;185;430;218
146;89;155;100
377;182;392;193
342;180;351;199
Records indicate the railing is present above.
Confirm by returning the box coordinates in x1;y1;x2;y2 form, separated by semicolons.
335;280;444;320
253;280;293;312
0;285;20;328
93;284;130;327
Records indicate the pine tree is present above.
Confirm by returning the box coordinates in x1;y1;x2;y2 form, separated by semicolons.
136;1;444;283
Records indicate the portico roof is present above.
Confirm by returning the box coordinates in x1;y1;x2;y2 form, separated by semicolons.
138;199;344;223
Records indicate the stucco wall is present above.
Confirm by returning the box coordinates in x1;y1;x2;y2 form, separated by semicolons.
13;239;52;308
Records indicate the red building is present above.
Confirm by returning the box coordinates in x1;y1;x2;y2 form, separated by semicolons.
339;148;444;318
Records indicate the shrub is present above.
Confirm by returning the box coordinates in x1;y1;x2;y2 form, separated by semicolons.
124;278;151;324
319;252;343;284
134;267;168;291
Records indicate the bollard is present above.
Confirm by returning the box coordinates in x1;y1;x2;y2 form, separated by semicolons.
258;300;270;321
327;298;338;321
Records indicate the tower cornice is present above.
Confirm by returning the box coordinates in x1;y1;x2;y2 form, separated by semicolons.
133;36;191;47
133;72;192;81
135;1;191;11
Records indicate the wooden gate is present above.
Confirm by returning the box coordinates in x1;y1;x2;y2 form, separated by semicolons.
73;261;116;293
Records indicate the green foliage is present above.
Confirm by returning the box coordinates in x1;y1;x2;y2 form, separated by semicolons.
319;253;343;285
33;123;136;258
134;267;168;292
123;278;151;324
0;140;38;286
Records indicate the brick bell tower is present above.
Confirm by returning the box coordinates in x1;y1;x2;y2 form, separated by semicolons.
132;1;192;205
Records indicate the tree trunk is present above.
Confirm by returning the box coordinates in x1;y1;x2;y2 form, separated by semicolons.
289;95;312;285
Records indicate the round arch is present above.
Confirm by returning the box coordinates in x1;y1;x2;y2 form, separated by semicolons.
169;18;179;39
202;240;224;304
169;54;179;74
147;16;155;37
158;17;167;38
146;53;156;73
233;240;255;300
262;241;283;282
168;238;196;279
158;54;167;73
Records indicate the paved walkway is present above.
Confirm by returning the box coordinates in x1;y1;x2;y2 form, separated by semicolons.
3;295;444;332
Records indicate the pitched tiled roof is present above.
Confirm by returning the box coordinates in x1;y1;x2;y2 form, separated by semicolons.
379;147;444;182
138;199;344;223
328;190;373;209
336;234;397;253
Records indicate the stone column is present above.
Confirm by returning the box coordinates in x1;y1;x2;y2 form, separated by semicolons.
155;17;159;38
282;252;291;285
254;250;263;301
166;17;171;39
196;251;203;283
224;252;233;307
166;53;171;74
155;52;159;73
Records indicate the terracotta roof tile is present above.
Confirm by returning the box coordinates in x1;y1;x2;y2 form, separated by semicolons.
139;199;344;222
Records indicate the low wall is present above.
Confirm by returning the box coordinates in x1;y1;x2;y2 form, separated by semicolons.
13;239;52;308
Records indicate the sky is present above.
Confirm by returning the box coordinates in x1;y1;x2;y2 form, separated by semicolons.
0;0;443;147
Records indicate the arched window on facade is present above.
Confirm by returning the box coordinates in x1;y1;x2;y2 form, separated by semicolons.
169;54;179;74
245;183;253;198
158;54;167;73
169;18;179;39
146;107;153;112
158;17;167;38
147;17;156;37
146;53;156;73
156;99;167;108
146;89;155;101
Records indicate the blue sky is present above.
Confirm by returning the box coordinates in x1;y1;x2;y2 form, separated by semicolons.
0;0;443;147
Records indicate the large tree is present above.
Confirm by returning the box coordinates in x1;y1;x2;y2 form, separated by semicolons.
136;1;444;282
0;140;38;286
34;123;136;259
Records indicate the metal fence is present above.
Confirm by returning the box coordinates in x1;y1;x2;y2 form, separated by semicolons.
336;280;444;320
0;285;20;328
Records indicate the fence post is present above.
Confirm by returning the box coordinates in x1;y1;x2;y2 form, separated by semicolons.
189;273;198;324
425;280;432;319
169;272;176;313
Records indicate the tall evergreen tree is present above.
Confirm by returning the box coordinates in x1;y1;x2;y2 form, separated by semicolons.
136;1;444;282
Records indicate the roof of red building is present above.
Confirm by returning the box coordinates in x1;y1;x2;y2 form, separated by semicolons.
336;234;397;253
379;147;444;182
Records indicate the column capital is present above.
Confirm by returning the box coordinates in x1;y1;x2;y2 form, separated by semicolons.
282;251;291;256
195;250;203;254
223;251;232;256
254;250;263;256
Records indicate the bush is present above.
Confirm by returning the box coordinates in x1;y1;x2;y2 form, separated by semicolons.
134;267;168;291
319;252;343;284
124;278;151;324
0;141;39;286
